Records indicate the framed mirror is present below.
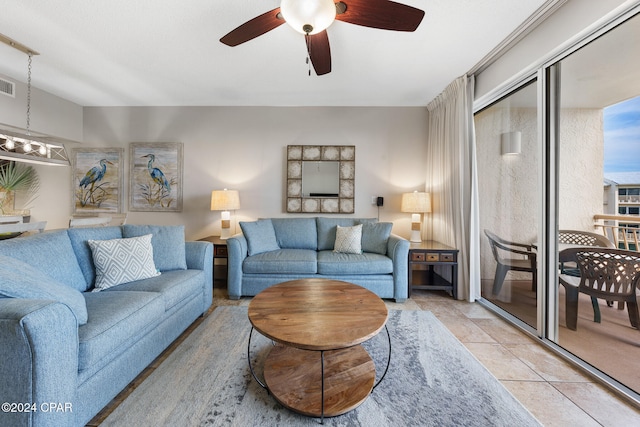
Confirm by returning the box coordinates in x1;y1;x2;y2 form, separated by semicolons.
286;145;355;213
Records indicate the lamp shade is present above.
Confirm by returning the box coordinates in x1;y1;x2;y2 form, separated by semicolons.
401;191;431;213
280;0;337;35
210;189;240;211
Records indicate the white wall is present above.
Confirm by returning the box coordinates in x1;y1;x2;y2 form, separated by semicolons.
76;106;429;240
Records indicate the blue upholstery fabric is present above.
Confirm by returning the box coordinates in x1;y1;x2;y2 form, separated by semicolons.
239;219;280;256
0;225;212;427
0;255;88;325
67;226;124;288
243;249;317;274
123;225;187;271
78;291;164;372
317;250;393;275
271;217;318;249
0;230;87;292
360;222;393;255
0;299;78;427
227;218;409;302
316;217;377;250
105;269;204;311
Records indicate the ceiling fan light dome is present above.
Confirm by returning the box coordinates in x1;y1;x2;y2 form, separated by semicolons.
280;0;336;35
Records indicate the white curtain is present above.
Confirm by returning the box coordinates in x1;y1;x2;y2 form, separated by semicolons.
425;75;481;301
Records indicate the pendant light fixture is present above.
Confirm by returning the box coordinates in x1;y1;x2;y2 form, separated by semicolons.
280;0;337;35
0;33;71;166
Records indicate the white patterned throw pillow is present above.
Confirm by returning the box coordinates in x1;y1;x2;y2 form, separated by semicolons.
333;224;363;254
89;234;160;291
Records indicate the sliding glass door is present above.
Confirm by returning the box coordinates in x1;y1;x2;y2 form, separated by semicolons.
475;80;539;330
475;7;640;400
554;11;640;396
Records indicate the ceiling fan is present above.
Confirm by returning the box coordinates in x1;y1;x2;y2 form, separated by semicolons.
220;0;425;76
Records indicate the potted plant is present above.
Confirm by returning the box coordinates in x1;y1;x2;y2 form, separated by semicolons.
0;160;40;216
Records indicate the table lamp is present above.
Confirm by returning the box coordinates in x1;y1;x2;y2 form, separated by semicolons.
211;189;240;239
401;191;431;242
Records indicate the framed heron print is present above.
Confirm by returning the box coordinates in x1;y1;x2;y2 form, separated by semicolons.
129;142;183;212
71;147;123;215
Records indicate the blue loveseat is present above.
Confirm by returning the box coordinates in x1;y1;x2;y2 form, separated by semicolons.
227;217;409;302
0;225;212;427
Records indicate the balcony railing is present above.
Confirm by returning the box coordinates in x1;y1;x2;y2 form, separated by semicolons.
594;214;640;251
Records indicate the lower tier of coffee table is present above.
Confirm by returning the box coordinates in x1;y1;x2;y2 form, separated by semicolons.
263;344;376;418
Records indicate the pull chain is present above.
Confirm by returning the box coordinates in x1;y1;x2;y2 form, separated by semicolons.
305;33;311;76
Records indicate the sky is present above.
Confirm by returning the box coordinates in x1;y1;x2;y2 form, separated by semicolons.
603;95;640;173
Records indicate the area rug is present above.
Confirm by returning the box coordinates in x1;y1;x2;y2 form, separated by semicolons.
101;306;540;426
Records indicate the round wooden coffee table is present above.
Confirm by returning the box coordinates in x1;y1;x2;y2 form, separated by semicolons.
247;279;389;421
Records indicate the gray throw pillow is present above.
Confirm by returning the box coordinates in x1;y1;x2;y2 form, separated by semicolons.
0;254;88;325
123;225;187;271
240;219;280;256
360;222;393;255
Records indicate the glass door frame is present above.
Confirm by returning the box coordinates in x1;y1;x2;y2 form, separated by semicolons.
473;3;640;405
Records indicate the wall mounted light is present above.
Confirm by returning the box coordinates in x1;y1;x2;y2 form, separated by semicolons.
401;191;431;242
501;131;521;155
211;189;240;239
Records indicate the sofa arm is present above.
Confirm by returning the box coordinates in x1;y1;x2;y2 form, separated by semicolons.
387;234;409;302
0;298;78;427
226;234;247;300
185;241;213;313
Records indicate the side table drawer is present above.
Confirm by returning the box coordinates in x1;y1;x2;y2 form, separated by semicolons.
426;253;440;262
214;245;228;257
440;253;454;262
411;252;426;262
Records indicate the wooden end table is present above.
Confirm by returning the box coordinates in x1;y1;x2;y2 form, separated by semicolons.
197;236;227;283
408;240;459;299
247;279;390;422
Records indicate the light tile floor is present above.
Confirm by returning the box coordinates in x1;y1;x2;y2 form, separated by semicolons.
405;290;640;427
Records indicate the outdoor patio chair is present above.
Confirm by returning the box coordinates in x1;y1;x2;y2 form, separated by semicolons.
484;229;537;296
559;247;640;331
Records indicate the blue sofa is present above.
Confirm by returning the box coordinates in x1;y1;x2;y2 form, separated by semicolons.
0;225;212;427
227;217;409;302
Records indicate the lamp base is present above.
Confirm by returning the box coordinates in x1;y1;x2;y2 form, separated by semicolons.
220;227;232;240
409;230;422;243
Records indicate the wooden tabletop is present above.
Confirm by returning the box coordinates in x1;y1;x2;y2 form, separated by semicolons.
248;279;388;351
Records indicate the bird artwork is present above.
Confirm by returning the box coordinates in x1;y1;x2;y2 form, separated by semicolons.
142;154;171;192
78;158;113;206
139;153;174;208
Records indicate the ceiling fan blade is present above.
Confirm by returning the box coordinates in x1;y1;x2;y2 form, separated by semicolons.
306;30;332;76
220;8;284;46
336;0;425;32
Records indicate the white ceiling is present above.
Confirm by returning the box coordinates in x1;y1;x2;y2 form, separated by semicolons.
0;0;548;107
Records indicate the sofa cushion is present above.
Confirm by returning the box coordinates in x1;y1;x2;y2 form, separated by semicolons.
240;219;280;256
334;224;363;254
271;218;318;250
0;229;87;292
316;217;377;251
104;269;204;311
68;226;124;288
0;255;88;325
317;250;394;275
78;290;165;372
89;234;160;291
243;249;317;274
360;222;393;255
123;225;187;271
